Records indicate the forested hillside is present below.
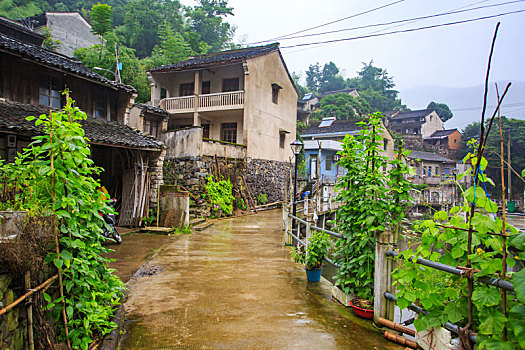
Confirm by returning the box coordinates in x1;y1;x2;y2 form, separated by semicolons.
0;0;237;102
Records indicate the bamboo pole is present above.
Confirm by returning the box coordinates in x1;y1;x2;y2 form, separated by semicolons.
377;317;416;337
156;182;160;227
496;84;508;341
242;175;257;213
25;271;34;350
50;109;71;349
0;275;58;316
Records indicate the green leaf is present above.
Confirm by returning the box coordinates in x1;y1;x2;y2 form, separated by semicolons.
444;302;463;323
414;317;429;332
478;309;506;334
513;268;525;303
451;244;465;259
473;287;501;307
54;258;63;269
43;293;51;302
508;304;525;348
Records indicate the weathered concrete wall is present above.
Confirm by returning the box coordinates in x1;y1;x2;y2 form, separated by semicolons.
36;12;99;57
162;127;202;158
128;105;143;131
202;140;246;159
0;274;27;350
244;51;298;162
245;158;290;204
421;111;444;139
159;186;190;227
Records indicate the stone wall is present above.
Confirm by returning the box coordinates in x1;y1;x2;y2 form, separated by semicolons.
148;149;166;210
163;156;290;216
0;274;27;350
245;158;290;204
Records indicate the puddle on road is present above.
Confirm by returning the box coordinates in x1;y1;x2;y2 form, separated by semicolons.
120;210;402;350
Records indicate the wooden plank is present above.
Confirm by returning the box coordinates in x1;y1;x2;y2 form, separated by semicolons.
242;175;257;213
119;169;135;226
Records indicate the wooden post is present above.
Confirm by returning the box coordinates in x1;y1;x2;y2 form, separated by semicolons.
374;229;396;323
242;176;257;213
156;183;160;227
304;198;308;215
25;272;34;350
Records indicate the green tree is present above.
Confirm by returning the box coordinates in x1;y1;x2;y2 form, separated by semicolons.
291;72;309;100
185;0;234;52
348;61;407;112
305;61;346;93
40;26;62;52
311;92;370;122
427;101;453;122
90;2;113;39
151;21;194;66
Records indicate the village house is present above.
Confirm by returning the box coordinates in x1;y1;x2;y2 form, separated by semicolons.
386;109;444;138
424;128;462;150
407;150;471;212
300;118;396;197
297;88;359;126
147;43;297;204
19;12;99;57
0;18;164;226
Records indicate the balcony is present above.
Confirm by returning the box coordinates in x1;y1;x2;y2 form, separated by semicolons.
161;91;245;114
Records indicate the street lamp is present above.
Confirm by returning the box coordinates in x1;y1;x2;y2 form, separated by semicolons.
290;138;303;237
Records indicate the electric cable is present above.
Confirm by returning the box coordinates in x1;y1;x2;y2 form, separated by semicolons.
279;9;525;49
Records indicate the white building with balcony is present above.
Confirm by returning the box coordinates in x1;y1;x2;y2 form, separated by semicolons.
147;43;297;163
146;43;298;204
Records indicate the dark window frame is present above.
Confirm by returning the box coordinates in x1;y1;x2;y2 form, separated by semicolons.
179;82;195;96
221;122;237;143
272;83;282;104
202;81;211;94
94;94;106;119
39;75;61;109
222;78;239;92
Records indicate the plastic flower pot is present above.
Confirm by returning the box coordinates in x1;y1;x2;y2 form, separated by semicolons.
305;267;322;282
350;300;374;319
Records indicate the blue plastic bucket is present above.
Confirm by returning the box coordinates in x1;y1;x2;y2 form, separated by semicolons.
305;268;322;282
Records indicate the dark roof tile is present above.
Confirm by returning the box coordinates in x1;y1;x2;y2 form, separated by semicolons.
148;43;280;72
301;119;363;136
408;150;454;163
133;103;169;116
0;99;163;149
389;109;433;120
0;33;136;93
427;129;458;139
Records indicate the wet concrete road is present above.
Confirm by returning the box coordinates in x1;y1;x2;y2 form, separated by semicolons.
120;210;401;349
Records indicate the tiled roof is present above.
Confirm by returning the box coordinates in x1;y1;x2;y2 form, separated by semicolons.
389;109;433;120
408;150;455;163
389;121;425;130
0;99;163;149
319;88;357;98
427;129;458;139
134;103;169;116
148;43;280;72
0;33;136;93
301;119;363;136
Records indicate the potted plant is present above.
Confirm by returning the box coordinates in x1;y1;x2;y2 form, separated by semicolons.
290;231;331;282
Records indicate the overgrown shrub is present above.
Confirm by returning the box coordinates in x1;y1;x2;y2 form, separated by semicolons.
205;176;234;215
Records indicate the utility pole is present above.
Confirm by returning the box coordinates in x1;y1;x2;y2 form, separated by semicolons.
507;129;511;201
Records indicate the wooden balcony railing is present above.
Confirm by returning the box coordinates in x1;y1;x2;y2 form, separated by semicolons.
161;91;244;113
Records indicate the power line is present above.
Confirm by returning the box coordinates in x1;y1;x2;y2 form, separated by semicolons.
252;0;524;44
452;102;525;112
262;0;406;43
280;9;525;49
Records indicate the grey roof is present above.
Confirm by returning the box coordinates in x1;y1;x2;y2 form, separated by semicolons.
0;33;136;93
0;99;163;150
427;129;458;139
134;103;169;116
319;88;357;98
389;121;425;130
149;43;280;72
408;150;455;163
389;109;433;120
302;119;363;136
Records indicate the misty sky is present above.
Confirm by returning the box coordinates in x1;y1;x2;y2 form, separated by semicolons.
182;0;525;126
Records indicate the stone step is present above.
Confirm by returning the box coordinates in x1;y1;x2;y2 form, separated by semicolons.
189;218;206;226
193;221;214;231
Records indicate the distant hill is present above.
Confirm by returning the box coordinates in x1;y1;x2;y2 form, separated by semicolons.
400;81;525;131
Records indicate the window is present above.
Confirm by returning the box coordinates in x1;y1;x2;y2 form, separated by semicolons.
94;95;106;118
325;157;332;171
179;83;194;96
383;139;388;151
279;132;286;148
222;78;239;92
144;119;161;138
435;166;439;176
221;122;237;143
39;75;61;108
272;83;281;104
202;81;210;94
202;124;210;139
160;88;167;99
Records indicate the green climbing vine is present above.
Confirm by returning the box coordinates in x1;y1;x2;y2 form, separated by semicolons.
3;94;124;348
334;112;412;301
394;141;525;349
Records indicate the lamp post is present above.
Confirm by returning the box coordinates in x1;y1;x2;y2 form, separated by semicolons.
290;138;304;234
